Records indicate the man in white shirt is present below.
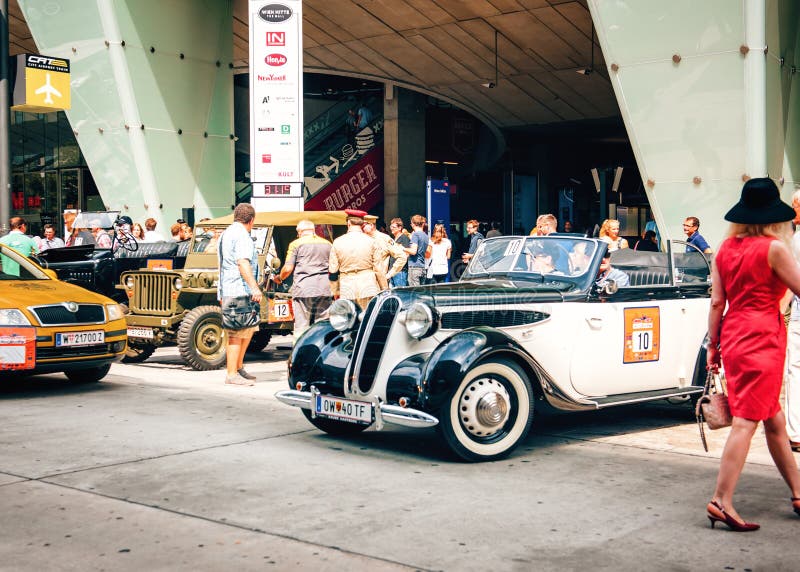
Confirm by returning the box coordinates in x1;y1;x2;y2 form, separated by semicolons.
142;217;165;242
39;224;65;251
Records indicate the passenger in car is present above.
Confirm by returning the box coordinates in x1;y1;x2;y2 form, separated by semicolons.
595;250;630;288
568;242;592;274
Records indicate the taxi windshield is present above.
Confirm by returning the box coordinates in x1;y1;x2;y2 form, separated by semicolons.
463;236;599;280
0;244;50;280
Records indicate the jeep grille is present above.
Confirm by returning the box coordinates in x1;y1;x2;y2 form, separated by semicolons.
131;274;174;314
30;304;105;326
350;295;400;394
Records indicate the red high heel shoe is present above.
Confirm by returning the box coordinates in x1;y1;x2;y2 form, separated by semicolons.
706;500;760;532
792;498;800;517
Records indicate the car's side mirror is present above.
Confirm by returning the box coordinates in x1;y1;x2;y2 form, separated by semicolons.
271;257;282;271
603;279;619;295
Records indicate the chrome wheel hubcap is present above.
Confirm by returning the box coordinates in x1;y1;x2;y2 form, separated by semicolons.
458;377;511;437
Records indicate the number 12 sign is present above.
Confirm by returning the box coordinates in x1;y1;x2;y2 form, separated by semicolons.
623;307;660;363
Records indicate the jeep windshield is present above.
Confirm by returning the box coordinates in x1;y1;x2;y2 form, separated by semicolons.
462;236;599;283
191;225;271;255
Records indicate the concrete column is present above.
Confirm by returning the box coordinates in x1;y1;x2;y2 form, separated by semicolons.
396;88;426;222
744;0;767;177
383;83;399;220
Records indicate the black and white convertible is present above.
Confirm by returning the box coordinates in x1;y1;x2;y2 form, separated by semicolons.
276;236;712;461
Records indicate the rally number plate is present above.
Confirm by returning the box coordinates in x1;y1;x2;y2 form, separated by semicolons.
315;394;373;425
56;330;105;347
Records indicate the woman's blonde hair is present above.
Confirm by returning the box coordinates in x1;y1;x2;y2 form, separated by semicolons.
726;221;792;247
599;219;620;238
431;223;447;244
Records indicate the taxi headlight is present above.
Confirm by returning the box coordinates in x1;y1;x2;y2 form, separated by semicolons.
125;276;134;289
404;302;436;339
106;304;125;321
329;299;358;332
173;277;183;290
0;309;32;326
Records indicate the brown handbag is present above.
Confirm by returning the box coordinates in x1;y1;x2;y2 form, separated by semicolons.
695;369;732;452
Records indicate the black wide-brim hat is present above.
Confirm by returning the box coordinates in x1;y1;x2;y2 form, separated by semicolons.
724;177;794;224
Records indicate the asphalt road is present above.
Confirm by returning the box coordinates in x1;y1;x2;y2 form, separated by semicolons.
2;341;799;571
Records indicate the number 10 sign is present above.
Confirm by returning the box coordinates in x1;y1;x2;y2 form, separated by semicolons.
623;307;660;363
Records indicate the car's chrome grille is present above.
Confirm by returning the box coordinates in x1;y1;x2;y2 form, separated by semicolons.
131;274;173;314
441;310;549;330
31;304;105;326
351;296;400;394
37;344;112;360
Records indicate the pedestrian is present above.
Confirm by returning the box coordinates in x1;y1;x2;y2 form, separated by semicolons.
217;203;262;386
599;218;629;251
66;224;95;247
132;222;145;241
38;223;65;251
530;214;557;236
142;218;165;242
273;219;333;342
563;221;574;233
486;221;502;238
426;223;452;283
786;189;800;453
706;177;800;531
388;217;410;287
404;214;429;287
363;214;406;286
683;216;713;253
329;209;387;310
634;230;659;252
461;219;484;263
170;222;182;241
90;219;113;248
0;217;39;276
180;223;193;242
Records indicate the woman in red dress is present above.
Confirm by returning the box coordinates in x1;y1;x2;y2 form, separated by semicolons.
707;178;800;531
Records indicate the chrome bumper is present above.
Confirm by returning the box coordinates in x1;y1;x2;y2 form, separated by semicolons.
275;387;439;430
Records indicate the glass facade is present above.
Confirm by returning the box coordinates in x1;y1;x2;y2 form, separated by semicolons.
9;111;102;238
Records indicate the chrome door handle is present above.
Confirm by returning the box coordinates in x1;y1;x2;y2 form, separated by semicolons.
586;316;603;328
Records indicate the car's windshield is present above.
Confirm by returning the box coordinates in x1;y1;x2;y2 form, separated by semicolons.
71;211;121;230
463;236;599;281
191;225;272;255
0;245;49;280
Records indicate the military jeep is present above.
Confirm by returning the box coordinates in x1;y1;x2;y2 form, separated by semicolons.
119;210;347;370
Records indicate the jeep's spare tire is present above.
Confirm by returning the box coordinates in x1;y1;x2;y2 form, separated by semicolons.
177;305;226;371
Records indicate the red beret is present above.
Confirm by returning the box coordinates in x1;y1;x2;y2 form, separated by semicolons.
344;209;367;218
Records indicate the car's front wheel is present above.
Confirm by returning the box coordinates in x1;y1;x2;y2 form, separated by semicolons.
65;363;112;383
302;410;369;436
122;343;156;363
177;305;226;371
439;358;534;462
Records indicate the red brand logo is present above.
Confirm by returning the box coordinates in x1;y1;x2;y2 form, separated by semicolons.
261;154;272;163
266;32;285;46
265;53;287;66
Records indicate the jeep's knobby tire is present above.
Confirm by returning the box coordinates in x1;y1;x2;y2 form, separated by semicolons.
247;330;272;353
302;410;369;436
122;343;156;363
438;358;534;462
177;305;226;371
65;363;112;383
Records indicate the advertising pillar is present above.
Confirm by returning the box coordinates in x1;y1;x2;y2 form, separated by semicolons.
426;178;450;231
248;1;304;211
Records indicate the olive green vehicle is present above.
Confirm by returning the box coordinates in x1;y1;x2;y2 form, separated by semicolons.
119;210;347;370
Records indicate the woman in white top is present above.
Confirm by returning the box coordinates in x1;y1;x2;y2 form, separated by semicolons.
426;224;452;283
599;218;629;252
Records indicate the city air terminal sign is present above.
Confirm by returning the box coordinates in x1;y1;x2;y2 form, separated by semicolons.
12;54;71;113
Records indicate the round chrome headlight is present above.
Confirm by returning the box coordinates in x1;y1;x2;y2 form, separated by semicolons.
125;276;134;289
329;299;358;332
405;302;435;339
173;277;183;290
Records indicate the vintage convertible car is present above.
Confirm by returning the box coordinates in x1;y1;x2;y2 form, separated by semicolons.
276;235;712;461
0;243;127;382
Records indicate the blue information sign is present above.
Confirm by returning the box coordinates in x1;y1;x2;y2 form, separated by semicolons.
426;178;450;232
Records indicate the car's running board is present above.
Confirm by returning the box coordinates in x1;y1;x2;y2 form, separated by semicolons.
590;386;704;409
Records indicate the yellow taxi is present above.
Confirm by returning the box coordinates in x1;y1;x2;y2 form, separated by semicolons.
0;242;127;382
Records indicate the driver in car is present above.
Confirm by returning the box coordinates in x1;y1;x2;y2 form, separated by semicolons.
595;250;630;288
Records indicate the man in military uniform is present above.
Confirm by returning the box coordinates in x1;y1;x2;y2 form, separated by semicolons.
363;214;406;287
329;209;388;310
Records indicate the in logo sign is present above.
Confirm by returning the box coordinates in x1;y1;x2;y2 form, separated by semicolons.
266;32;285;46
265;53;287;67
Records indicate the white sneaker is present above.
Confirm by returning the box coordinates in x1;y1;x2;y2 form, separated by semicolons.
225;374;254;386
